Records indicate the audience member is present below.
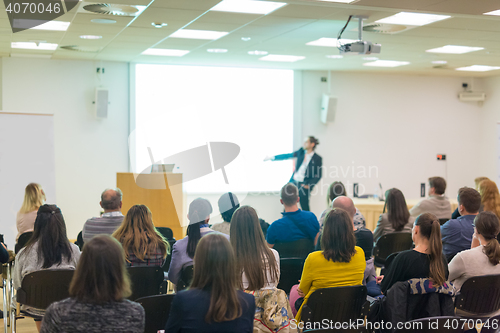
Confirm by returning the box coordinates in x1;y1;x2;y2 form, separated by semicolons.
40;235;145;333
259;219;270;237
478;179;500;219
211;192;240;235
373;188;415;242
230;206;280;291
441;187;481;262
165;233;255;333
409;177;451;220
451;177;488;219
449;212;500;293
378;213;448;294
16;183;45;241
266;183;320;247
13;204;80;331
82;188;124;243
0;242;9;263
293;208;365;321
112;205;169;267
320;181;366;229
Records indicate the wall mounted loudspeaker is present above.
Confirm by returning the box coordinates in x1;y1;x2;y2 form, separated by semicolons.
95;88;109;119
321;94;337;124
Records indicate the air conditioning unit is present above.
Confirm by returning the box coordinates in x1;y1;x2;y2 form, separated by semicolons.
458;91;486;102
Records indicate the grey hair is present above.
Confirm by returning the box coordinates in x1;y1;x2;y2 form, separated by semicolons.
101;188;123;210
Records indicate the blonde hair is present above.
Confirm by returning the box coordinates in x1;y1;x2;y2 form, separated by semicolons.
479;180;500;219
19;183;45;214
112;205;169;262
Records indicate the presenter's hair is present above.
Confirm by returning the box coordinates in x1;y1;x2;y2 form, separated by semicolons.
19;183;45;214
428;177;446;195
230;206;279;291
458;187;481;214
327;181;347;205
415;213;446;286
308;136;319;150
25;204;73;269
112;204;169;262
186;198;213;258
70;235;131;304
190;233;242;323
479;180;500;219
322;208;356;263
383;188;410;232
281;183;299;206
101;188;122;210
474;211;500;265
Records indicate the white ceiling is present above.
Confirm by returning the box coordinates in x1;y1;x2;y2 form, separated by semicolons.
3;0;500;76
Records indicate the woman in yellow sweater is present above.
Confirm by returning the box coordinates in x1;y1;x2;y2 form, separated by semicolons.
295;208;366;322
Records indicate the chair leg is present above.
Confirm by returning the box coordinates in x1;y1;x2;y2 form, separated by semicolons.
3;273;8;333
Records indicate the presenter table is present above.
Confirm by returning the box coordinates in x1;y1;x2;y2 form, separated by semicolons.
353;198;458;231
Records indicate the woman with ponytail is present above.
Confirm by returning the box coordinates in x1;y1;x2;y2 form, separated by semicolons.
378;213;448;294
449;211;500;292
168;198;228;286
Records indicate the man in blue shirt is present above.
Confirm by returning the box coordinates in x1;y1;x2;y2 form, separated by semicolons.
441;187;481;262
266;183;320;247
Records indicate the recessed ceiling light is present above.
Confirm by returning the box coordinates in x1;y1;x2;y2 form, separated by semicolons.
151;22;168;28
316;0;358;2
363;56;378;61
432;60;447;64
11;42;58;50
426;45;484;54
142;48;189;56
326;55;343;59
375;12;450;26
207;48;228;53
80;35;102;39
29;21;70;31
241;37;251;41
306;38;358;47
483;9;500;16
456;65;500;72
91;19;117;24
210;0;286;15
259;54;305;62
363;60;410;67
170;29;228;40
248;50;268;55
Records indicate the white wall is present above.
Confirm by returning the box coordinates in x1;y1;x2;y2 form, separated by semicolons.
480;76;500;184
1;57;129;241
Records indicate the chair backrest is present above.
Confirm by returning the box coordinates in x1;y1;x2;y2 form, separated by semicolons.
393;316;464;333
127;266;164;301
177;265;194;291
302;285;368;324
439;219;449;226
156;227;175;241
478;314;500;333
161;239;176;273
277;257;305;294
273;238;314;259
136;294;175;333
455;274;500;315
15;232;33;254
373;232;413;267
17;269;75;309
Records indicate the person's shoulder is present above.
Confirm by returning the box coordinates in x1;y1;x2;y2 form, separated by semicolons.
237;290;255;302
120;299;145;315
354;246;365;258
300;210;319;221
270;248;280;259
306;250;324;261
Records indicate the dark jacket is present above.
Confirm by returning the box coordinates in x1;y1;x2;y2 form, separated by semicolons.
0;243;9;263
274;148;322;188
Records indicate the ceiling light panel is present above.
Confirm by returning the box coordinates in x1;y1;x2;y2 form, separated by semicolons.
426;45;484;54
23;20;70;31
142;48;189;56
376;12;450;26
210;0;287;15
363;60;410;67
170;29;228;40
483;10;500;16
11;42;58;50
259;54;305;62
456;65;500;72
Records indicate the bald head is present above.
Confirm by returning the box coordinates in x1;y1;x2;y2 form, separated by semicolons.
100;188;123;211
331;196;356;220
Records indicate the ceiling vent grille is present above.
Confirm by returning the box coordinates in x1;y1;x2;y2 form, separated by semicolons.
79;3;146;16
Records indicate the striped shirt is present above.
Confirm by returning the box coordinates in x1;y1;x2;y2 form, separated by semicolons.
82;212;124;243
126;246;165;267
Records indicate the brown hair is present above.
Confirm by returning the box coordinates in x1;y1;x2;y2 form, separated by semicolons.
429;177;446;195
474;212;500;265
19;183;45;214
458;187;481;214
475;177;489;189
321;208;356;263
190;233;242;323
230;206;279;291
281;183;298;206
327;181;347;206
70;235;131;304
308;136;319;150
101;188;122;210
112;205;169;262
478;180;500;219
415;213;446;286
383;188;410;232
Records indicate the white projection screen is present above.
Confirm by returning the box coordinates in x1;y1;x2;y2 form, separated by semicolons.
133;64;295;194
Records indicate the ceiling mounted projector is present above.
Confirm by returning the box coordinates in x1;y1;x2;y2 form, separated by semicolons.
338;15;381;55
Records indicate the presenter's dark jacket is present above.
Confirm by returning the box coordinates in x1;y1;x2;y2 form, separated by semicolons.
274;148;322;188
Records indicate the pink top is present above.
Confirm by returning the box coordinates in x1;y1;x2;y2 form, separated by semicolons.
16;210;37;241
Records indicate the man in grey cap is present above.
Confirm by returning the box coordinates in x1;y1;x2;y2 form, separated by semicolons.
211;192;240;235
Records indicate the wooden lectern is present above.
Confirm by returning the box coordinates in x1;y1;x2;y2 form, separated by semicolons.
117;172;186;240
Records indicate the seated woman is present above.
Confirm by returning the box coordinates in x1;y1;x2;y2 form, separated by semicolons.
294;208;366;322
112;204;169;267
478;179;500;220
13;204;80;331
165;233;255;333
16;183;45;242
378;213;448;294
40;235;145;333
373;188;415;242
449;211;500;292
